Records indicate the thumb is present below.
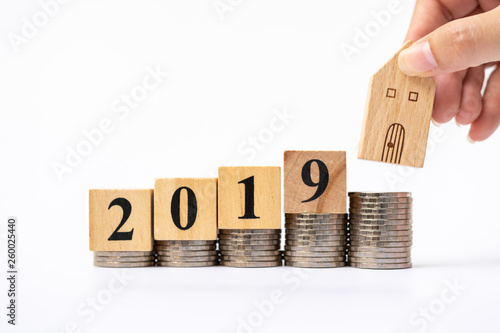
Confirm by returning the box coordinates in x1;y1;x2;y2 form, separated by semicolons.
398;8;500;77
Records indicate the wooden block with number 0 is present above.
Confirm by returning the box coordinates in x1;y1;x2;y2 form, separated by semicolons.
218;167;281;229
154;178;217;240
89;189;153;251
284;150;346;213
358;41;436;168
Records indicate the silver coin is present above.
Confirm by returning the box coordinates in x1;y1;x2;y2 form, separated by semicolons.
285;245;345;252
285;224;347;230
348;246;411;253
348;192;411;197
219;239;280;245
219;244;280;251
155;244;216;251
94;255;155;262
220;261;282;268
349;208;413;214
219;229;281;234
349;219;413;226
157;261;219;267
349;240;413;247
94;251;154;257
286;240;347;247
350;235;413;242
349;224;412;231
221;255;282;261
350;230;413;237
347;251;411;258
286;233;347;240
349;201;413;209
285;229;346;236
349;197;413;203
285;213;348;219
284;261;346;268
155;250;218;256
285;217;348;223
284;250;346;257
348;262;412;269
156;240;215;245
218;234;281;240
284;256;345;263
157;255;219;262
94;261;155;268
349;213;412;220
348;256;410;264
226;250;282;256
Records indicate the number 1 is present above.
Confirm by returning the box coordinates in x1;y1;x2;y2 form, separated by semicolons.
238;176;260;219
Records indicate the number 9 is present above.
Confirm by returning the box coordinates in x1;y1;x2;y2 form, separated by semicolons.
301;159;329;203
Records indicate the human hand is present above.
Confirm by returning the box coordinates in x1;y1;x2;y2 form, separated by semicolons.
398;0;500;142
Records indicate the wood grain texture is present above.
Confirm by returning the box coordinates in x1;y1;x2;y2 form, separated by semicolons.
154;178;217;240
358;41;436;168
284;150;346;213
218;167;281;229
89;189;153;251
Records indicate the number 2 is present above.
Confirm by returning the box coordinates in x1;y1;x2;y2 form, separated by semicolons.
301;159;329;203
107;198;134;241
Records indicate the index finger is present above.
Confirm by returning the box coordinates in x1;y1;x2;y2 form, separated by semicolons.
405;0;479;42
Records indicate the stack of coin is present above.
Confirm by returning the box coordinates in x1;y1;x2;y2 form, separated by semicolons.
348;192;413;269
284;213;348;268
155;240;219;267
219;229;282;268
93;251;156;268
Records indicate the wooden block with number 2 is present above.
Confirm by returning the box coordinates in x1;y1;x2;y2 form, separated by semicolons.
218;167;281;229
284;151;346;214
89;189;153;251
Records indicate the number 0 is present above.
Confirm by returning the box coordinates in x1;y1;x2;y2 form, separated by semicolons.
171;186;198;231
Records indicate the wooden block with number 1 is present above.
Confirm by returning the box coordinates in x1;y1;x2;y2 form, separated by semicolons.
284;150;346;213
89;189;153;251
218;167;281;229
358;41;436;168
154;178;217;240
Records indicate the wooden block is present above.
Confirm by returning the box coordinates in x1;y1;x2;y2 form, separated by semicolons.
358;41;436;168
218;167;281;229
154;178;217;240
89;189;153;251
284;150;346;214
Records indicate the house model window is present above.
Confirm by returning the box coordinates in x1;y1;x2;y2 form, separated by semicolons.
409;91;419;102
386;88;396;98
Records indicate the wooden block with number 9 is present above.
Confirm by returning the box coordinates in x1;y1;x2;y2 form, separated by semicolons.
89;189;153;251
154;178;218;240
284;151;346;214
218;167;281;230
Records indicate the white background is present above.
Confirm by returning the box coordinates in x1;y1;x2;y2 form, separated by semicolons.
1;0;499;332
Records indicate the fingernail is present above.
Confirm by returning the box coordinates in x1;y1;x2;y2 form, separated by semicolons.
431;119;442;127
467;135;476;144
455;119;462;127
399;41;438;76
